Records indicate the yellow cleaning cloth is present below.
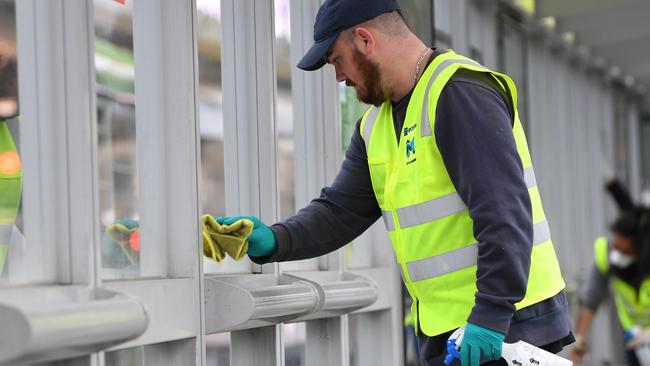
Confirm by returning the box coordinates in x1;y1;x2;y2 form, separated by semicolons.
201;215;253;262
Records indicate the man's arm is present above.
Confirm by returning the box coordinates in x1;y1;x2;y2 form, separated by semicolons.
435;71;532;334
578;263;609;314
251;118;382;264
570;263;609;362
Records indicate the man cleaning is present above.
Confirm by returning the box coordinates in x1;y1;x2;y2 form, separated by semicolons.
219;1;574;364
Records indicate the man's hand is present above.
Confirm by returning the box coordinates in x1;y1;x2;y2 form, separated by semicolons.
460;323;505;366
217;216;277;257
568;335;588;364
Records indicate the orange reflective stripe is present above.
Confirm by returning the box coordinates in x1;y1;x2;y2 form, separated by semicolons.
0;151;20;175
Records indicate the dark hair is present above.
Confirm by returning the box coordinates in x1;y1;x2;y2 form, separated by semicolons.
612;207;650;275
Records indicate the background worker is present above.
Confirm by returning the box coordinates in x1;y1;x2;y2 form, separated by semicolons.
0;55;21;277
218;0;573;364
570;180;650;365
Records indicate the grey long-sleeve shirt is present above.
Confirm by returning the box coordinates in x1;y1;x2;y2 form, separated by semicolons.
252;52;571;346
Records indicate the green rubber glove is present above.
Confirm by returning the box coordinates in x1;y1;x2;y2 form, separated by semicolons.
217;216;277;257
460;323;505;366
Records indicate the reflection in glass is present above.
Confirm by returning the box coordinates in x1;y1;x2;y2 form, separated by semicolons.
0;0;24;285
94;0;140;278
340;84;368;152
196;0;252;274
340;80;370;268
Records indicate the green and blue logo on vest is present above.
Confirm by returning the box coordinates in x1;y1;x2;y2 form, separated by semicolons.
406;138;415;158
403;124;416;137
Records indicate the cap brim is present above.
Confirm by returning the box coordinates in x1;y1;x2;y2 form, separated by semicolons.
297;33;338;71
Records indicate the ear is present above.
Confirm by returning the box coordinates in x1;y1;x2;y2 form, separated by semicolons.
353;27;376;56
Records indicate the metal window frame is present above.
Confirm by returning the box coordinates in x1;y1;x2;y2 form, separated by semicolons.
16;0;99;286
220;0;283;364
9;0;207;364
289;1;349;363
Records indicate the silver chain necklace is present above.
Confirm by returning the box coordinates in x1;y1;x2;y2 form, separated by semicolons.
413;47;432;87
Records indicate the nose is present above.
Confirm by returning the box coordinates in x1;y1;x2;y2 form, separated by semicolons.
334;65;346;83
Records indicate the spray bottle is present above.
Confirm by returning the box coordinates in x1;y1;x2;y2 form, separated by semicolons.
444;327;573;366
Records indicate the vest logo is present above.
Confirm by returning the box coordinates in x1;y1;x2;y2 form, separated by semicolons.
403;124;416;137
406;138;416;158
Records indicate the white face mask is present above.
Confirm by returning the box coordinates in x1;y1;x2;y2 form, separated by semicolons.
610;249;635;268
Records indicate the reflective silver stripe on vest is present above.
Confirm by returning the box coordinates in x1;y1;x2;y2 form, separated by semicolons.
383;166;538;231
362;106;380;151
397;193;466;229
0;224;12;243
382;211;395;232
421;58;482;137
524;167;537;189
406;220;552;282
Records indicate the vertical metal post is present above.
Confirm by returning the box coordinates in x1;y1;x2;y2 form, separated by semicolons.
132;0;203;277
132;0;204;363
290;0;341;208
449;0;469;55
60;0;101;288
221;0;280;273
221;0;282;365
289;0;350;365
15;0;98;286
628;104;642;199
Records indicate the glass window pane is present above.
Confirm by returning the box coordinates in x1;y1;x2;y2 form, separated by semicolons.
276;0;294;222
340;80;370;268
0;0;24;285
94;0;140;279
196;0;252;274
275;0;321;272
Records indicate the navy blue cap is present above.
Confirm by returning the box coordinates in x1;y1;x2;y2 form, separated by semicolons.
297;0;401;71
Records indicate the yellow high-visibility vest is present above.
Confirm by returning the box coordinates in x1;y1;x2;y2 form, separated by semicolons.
360;50;565;336
0;120;22;274
594;237;650;330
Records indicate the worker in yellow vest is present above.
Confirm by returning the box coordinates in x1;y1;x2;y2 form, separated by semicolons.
570;208;650;365
217;1;572;364
0;57;21;276
0;119;21;276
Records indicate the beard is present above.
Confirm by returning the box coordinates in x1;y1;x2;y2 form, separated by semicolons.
349;48;386;106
